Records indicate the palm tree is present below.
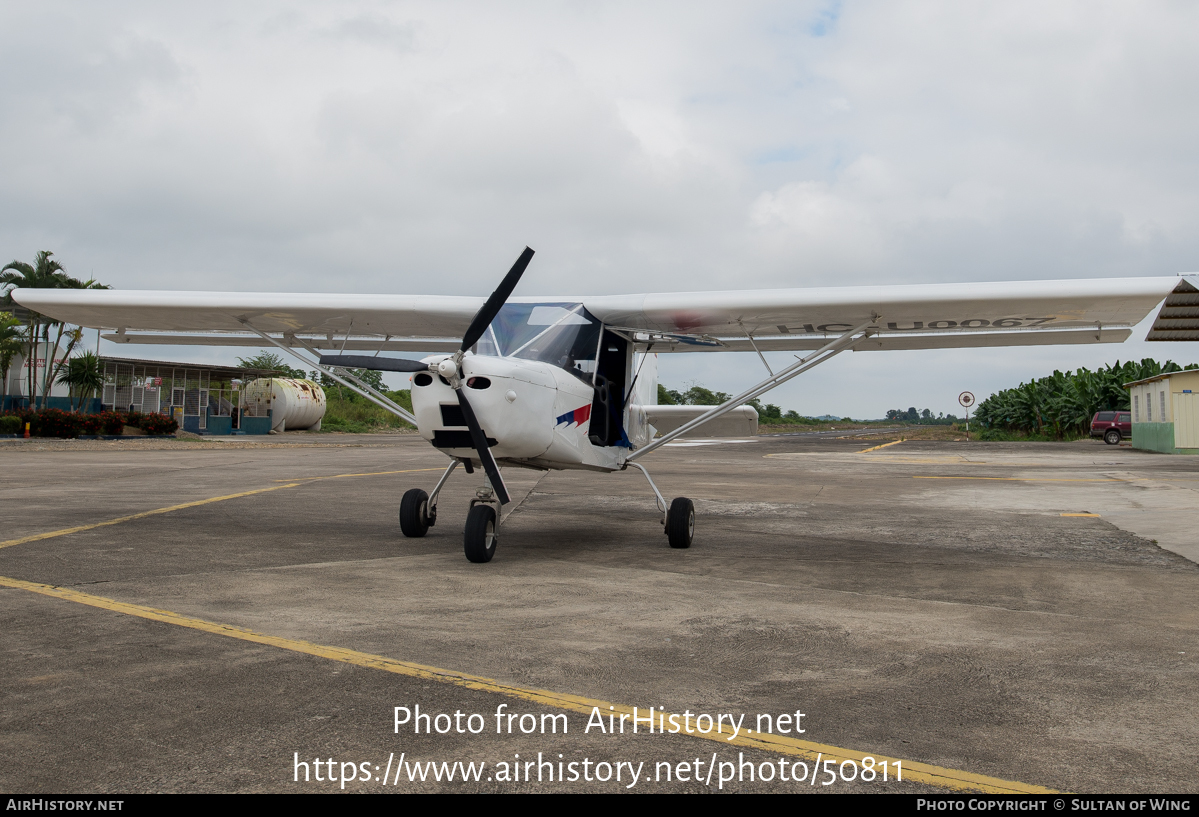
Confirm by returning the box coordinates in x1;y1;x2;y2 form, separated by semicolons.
2;251;65;407
57;351;104;411
1;252;108;408
0;311;22;403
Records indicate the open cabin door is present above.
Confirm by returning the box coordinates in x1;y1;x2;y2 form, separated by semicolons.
588;328;631;447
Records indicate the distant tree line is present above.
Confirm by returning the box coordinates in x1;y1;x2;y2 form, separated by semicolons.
974;358;1197;439
884;407;961;425
657;383;852;424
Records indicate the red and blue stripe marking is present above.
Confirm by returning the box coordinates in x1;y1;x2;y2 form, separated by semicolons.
554;404;591;428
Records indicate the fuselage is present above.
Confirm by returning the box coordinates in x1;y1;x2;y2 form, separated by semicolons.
410;354;650;472
407;301;658;472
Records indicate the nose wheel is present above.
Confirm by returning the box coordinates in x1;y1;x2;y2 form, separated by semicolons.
464;504;498;563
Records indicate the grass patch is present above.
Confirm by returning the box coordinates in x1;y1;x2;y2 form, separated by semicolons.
758;420;901;433
320;388;416;433
975;428;1089;442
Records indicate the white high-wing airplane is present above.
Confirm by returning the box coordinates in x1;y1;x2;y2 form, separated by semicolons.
13;249;1197;563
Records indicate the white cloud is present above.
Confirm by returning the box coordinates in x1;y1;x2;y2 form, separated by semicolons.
2;1;1196;414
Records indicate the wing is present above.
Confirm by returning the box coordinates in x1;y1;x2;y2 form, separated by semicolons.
581;276;1192;352
10;289;483;352
11;275;1190;353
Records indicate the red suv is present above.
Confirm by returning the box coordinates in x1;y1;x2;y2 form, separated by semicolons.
1090;411;1132;445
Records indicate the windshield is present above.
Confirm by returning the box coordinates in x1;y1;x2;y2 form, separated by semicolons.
471;303;601;384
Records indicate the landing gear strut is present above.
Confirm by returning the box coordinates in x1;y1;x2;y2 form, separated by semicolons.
402;458;694;559
400;460;460;539
399;459;506;563
627;462;694;549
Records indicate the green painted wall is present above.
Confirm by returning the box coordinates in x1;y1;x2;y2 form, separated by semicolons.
1134;423;1175;453
1132;422;1199;455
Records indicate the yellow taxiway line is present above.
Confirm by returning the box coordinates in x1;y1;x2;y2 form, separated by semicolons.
913;476;1125;483
272;467;445;483
0;467;445;552
857;440;905;454
2;462;1058;792
0;484;304;551
0;574;1057;794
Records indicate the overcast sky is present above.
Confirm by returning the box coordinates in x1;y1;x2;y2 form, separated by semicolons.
3;2;1197;417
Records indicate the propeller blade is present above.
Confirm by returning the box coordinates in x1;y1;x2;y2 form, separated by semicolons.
460;246;535;352
319;355;429;373
455;388;511;505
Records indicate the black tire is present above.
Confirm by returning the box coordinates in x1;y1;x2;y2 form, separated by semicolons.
666;497;694;549
464;504;498;563
1104;429;1121;445
399;489;430;537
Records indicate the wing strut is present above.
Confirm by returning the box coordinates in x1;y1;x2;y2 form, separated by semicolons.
626;320;875;462
237;319;419;426
738;320;773;376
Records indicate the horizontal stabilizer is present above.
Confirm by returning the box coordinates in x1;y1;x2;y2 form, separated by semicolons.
645;404;759;438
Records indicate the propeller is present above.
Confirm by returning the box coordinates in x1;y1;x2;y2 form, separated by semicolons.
321;247;535;505
317;354;428;372
444;246;535;505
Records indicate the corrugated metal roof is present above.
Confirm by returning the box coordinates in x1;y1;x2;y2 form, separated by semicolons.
1147;276;1199;341
98;355;279;377
1124;369;1199;388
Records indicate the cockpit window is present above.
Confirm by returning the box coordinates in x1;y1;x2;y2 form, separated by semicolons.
471;303;601;384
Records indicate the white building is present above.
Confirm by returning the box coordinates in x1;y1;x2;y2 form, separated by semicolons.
1126;370;1199;455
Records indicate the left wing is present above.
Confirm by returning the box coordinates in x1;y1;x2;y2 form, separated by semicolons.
11;275;1191;352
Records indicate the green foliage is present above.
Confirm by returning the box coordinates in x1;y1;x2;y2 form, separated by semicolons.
747;398;783;420
657;383;732;406
885;407;960;425
0;311;20;392
973;359;1197;439
308;366;387;392
658;381;853;425
1;251;108;408
681;385;730;405
1;408;174;437
975;427;1087;442
658;382;731;406
138;413;178;435
83;411;129;435
236;352;307;379
320;388;415;432
5;408;83;437
57;352;103;410
354;368;385;390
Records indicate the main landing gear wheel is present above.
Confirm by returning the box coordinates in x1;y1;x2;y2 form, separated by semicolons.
399;488;431;537
464;504;498;563
666;497;695;549
1104;429;1121;445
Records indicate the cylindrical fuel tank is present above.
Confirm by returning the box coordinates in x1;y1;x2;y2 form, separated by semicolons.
242;378;326;431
